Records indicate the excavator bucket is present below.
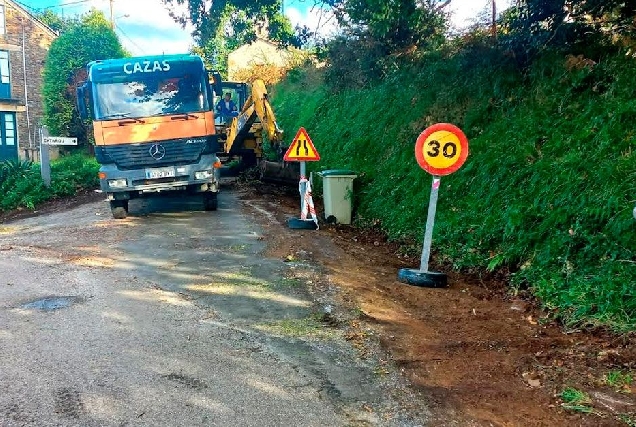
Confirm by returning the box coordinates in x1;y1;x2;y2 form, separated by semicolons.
259;160;300;185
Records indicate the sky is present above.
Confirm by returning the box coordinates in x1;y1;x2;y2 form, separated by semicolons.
20;0;514;56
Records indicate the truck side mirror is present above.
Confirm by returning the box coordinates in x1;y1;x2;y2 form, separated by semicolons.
76;83;89;120
210;71;223;97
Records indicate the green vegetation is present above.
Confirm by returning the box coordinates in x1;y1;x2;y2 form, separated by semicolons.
0;155;99;212
164;0;307;76
274;277;303;289
256;314;337;339
606;371;633;390
161;0;635;330
619;414;636;427
42;10;127;144
272;46;636;331
560;387;593;413
36;9;77;34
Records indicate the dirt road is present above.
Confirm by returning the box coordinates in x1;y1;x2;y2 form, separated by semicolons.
3;182;635;427
0;186;424;426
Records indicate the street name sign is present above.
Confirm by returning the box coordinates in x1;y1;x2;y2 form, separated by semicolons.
42;136;78;146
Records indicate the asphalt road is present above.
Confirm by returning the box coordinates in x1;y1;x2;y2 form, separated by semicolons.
0;189;422;426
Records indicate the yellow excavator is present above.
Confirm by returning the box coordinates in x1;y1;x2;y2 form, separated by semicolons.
214;78;299;183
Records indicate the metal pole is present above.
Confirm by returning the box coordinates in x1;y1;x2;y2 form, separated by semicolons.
492;0;498;41
419;176;441;272
21;19;32;148
110;0;114;29
299;161;307;212
40;126;51;187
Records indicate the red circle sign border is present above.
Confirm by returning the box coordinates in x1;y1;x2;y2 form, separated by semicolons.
415;123;469;176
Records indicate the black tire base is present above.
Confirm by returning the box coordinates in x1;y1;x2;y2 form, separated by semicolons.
397;269;448;288
325;215;337;224
287;218;318;230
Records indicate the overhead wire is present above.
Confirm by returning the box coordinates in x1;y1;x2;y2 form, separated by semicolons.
15;0;94;12
18;1;145;55
115;23;146;55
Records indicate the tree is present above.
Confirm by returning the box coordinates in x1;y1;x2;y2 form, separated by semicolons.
320;0;448;90
500;0;636;65
42;10;127;142
164;0;305;76
35;10;76;33
332;0;448;52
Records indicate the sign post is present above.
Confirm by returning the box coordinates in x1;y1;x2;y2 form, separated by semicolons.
283;127;321;230
398;123;469;288
39;126;51;187
39;126;79;188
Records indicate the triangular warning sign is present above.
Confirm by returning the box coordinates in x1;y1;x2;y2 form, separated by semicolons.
283;127;320;162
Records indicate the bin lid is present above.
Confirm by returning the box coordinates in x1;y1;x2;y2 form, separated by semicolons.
319;169;357;177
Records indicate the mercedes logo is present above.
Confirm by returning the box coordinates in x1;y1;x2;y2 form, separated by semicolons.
149;144;166;160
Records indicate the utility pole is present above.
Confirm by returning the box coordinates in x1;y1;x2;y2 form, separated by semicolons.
491;0;497;41
110;0;114;29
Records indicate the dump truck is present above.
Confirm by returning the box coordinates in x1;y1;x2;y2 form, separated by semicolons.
76;54;223;219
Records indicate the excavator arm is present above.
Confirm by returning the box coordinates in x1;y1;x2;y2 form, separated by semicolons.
224;79;283;157
215;78;298;183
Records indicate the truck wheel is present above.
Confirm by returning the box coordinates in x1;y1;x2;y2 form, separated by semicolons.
110;200;128;219
204;193;218;211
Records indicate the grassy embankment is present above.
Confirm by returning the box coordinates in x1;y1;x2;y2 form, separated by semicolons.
0;154;99;212
272;47;636;330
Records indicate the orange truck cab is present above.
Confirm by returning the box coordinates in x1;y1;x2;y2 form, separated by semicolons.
77;54;222;218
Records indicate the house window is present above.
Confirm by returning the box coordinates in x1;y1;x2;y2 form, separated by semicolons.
0;5;5;35
4;113;15;146
0;50;9;99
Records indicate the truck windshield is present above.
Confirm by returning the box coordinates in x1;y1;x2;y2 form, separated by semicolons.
94;74;210;120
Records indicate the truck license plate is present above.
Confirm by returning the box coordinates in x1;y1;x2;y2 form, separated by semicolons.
145;167;175;179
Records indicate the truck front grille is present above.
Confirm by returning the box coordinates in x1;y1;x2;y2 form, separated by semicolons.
95;137;218;170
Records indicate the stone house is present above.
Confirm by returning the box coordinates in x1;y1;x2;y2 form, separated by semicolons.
0;0;57;162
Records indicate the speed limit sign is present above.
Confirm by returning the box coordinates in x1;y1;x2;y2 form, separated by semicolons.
398;123;470;289
415;123;469;176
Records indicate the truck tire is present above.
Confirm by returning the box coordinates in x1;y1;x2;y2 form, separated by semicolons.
204;193;218;211
110;200;128;219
